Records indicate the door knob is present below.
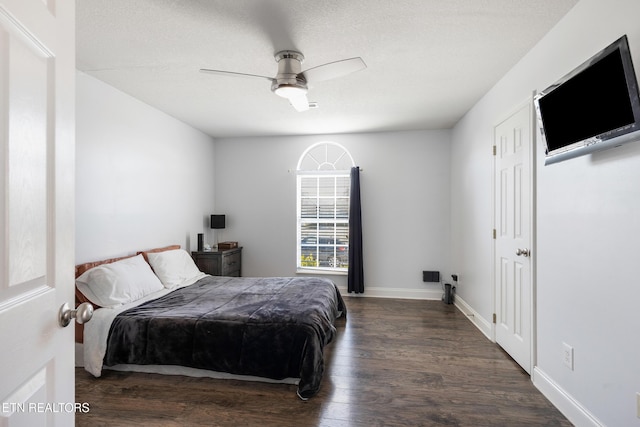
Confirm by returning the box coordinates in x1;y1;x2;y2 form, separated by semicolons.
516;248;531;257
58;302;93;327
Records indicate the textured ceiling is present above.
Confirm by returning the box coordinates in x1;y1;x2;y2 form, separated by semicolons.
76;0;578;138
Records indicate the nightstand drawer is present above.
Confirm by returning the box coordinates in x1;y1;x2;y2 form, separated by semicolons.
221;251;241;276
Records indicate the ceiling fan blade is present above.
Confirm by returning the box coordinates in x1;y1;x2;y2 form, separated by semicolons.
288;93;310;112
199;68;274;83
301;57;366;83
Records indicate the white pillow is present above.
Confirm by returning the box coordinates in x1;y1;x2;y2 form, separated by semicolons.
146;249;205;289
76;254;164;308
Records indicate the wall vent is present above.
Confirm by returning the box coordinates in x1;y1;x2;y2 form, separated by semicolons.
422;271;440;282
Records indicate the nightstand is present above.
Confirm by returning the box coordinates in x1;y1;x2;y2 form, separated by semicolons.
192;247;242;277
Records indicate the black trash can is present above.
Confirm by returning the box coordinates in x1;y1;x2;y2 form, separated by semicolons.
443;283;453;304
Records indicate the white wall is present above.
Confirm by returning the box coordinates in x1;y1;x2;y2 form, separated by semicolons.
451;0;640;425
75;72;216;263
214;130;452;298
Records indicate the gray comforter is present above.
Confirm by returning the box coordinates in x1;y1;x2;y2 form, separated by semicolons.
103;275;346;399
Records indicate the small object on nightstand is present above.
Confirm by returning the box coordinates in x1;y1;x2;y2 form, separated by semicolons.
217;241;238;250
192;247;242;277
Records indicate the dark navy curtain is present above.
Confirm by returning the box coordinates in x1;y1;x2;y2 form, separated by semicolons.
348;166;364;293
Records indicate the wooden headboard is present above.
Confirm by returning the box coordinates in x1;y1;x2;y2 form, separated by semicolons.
138;244;181;264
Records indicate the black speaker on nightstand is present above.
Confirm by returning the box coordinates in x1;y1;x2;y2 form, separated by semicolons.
197;233;204;251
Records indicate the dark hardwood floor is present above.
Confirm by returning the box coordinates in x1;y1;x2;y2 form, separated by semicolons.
76;297;571;426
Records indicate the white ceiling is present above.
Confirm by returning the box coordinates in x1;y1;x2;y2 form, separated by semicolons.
76;0;578;138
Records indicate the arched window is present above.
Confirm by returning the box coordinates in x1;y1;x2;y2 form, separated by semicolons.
296;142;355;272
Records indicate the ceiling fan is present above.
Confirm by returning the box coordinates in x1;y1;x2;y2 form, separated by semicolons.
200;51;366;112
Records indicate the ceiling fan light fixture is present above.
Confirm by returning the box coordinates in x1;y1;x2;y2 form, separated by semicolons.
201;49;365;113
273;83;308;99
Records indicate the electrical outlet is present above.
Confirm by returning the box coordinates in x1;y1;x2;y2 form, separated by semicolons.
562;342;574;370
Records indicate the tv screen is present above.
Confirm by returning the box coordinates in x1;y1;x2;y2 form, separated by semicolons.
534;35;640;165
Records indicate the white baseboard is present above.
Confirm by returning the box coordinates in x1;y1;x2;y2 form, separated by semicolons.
337;285;443;300
453;295;493;340
532;367;604;427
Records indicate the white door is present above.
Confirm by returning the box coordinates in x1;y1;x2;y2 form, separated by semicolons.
493;100;534;374
0;0;76;425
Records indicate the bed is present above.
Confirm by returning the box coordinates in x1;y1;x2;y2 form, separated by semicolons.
75;245;346;399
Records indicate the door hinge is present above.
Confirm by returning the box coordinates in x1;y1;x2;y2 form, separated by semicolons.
492;145;497;156
492;229;496;239
492;313;497;323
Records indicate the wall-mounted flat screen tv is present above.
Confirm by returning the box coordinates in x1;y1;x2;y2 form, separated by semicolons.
534;35;640;165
